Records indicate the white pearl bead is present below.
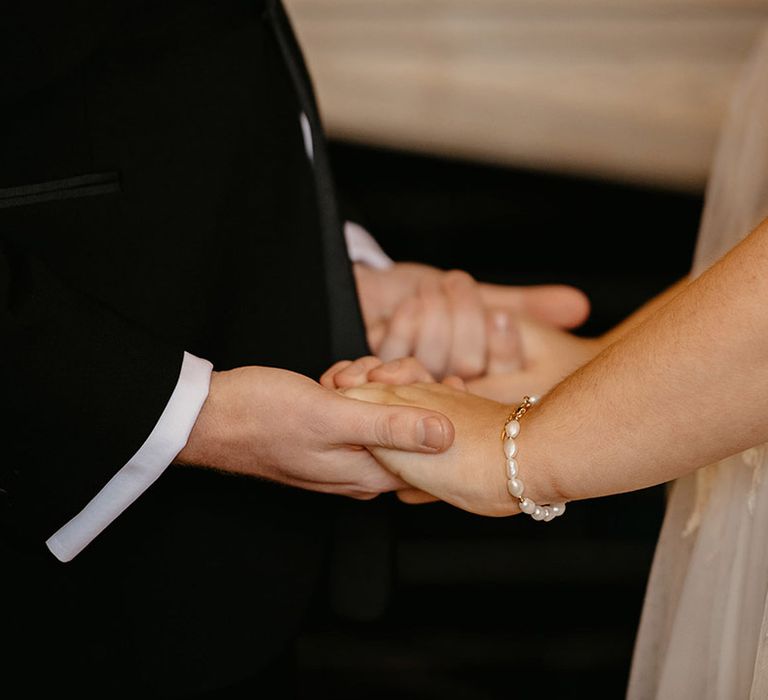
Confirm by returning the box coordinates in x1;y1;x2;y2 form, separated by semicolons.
503;438;518;459
531;506;545;521
507;478;524;498
551;502;567;518
529;395;540;405
506;459;518;478
542;507;556;522
505;420;520;438
519;498;536;514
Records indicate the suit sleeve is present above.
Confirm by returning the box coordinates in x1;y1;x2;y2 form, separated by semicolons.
0;243;188;550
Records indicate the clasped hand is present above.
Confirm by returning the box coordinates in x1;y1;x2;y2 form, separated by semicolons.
320;354;563;516
177;266;596;509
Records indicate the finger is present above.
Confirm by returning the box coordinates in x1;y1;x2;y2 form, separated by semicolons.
332;355;384;388
397;488;440;505
478;284;590;329
335;395;455;453
320;360;353;389
442;270;486;379
486;310;524;374
378;297;422;363
367;320;387;353
414;279;451;377
442;375;468;391
368;357;436;385
292;465;411;498
466;369;542;404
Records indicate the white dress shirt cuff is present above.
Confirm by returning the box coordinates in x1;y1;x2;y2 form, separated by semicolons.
344;221;394;269
46;351;213;563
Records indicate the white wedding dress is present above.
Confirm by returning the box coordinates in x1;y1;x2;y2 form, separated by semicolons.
627;29;768;700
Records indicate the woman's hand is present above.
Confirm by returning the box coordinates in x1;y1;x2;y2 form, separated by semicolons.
321;354;466;391
467;318;606;403
321;357;468;505
339;382;560;516
321;317;605;405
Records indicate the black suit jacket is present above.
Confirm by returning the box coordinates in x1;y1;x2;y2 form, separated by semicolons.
0;1;380;695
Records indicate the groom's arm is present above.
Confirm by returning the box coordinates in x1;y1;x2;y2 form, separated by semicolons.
4;245;454;563
0;246;190;552
45;352;212;562
44;223;394;561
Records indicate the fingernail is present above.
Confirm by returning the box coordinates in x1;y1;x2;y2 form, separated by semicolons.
493;311;510;332
420;417;446;450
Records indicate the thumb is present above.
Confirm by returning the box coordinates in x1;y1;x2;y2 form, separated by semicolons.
335;395;455;453
479;283;590;329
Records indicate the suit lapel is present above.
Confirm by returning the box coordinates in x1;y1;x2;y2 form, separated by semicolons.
268;0;368;361
266;0;393;622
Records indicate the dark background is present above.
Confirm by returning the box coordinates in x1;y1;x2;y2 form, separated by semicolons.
298;141;702;698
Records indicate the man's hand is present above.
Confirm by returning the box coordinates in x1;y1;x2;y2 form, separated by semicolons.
175;365;455;500
354;262;589;380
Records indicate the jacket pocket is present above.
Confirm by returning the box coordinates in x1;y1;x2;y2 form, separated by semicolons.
0;172;120;210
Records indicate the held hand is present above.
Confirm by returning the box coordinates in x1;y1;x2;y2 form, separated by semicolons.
175;366;454;500
320;356;464;505
468;317;606;403
354;262;590;379
320;316;601;403
321;355;441;389
339;383;561;515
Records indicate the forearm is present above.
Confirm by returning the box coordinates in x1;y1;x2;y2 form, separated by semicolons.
529;218;768;503
600;276;690;345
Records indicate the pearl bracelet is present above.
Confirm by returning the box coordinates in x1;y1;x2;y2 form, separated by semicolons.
503;395;566;522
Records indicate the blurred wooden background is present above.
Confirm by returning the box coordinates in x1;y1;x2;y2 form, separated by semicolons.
285;0;768;190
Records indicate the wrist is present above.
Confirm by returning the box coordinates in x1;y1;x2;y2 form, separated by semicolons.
476;404;523;516
490;402;570;517
517;409;572;506
174;370;229;468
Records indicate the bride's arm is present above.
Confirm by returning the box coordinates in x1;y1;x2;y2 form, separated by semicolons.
600;275;690;344
463;275;692;403
535;219;768;503
342;217;768;515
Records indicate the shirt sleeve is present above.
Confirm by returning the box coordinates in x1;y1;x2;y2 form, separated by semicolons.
344;221;394;270
1;245;196;552
46;352;213;562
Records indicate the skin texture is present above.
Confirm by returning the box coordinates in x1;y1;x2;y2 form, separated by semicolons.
465;277;692;404
337;218;768;514
354;262;590;379
173;263;586;502
175;366;454;500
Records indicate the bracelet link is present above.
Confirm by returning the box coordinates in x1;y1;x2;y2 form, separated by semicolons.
503;395;566;522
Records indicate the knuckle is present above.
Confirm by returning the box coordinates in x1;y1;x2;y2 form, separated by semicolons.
419;287;443;310
443;269;474;291
402;356;424;369
390;303;420;335
397;357;420;374
374;412;398;448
